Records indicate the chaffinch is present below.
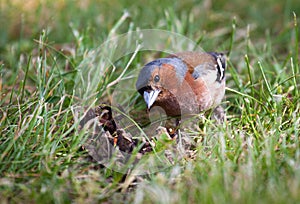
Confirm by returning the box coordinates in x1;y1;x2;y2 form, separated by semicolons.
136;51;226;123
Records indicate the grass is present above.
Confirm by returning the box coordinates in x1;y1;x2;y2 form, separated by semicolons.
1;0;300;203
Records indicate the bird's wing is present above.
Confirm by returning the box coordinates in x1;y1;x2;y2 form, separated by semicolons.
169;52;225;84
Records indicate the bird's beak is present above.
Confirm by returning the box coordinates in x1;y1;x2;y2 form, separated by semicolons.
143;89;161;109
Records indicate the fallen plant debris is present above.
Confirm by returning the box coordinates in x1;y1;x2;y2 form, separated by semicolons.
78;104;196;173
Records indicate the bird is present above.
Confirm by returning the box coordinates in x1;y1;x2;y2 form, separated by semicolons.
135;51;226;123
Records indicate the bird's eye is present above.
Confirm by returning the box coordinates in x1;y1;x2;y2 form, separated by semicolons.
154;75;160;82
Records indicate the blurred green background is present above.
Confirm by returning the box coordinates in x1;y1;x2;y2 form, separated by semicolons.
1;0;299;57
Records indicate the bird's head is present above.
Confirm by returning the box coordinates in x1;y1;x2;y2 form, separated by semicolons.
136;57;187;109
